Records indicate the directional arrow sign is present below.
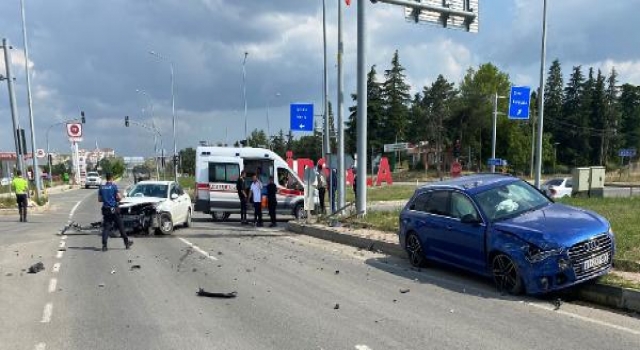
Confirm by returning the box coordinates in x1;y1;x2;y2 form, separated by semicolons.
508;86;531;120
290;103;314;132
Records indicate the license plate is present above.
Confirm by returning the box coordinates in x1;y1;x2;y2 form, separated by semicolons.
583;253;609;270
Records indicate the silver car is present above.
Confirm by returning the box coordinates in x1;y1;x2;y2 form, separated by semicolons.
85;172;102;189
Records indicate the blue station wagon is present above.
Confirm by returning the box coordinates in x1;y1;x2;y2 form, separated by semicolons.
398;174;615;294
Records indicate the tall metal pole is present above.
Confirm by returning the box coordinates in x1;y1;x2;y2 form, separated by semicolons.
535;0;548;188
242;52;249;140
2;39;25;175
491;92;498;173
20;0;41;199
356;0;367;215
169;62;177;181
337;0;346;212
322;0;330;157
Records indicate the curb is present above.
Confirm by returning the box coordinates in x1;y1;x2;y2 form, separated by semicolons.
0;201;50;216
287;222;640;314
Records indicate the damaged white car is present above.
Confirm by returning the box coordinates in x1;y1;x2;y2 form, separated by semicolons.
119;181;192;235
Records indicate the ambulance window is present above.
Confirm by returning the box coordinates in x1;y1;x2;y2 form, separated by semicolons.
209;163;240;183
278;168;301;190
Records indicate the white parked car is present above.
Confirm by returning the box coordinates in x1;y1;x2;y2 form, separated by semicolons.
541;177;573;199
1;177;10;186
85;172;102;188
119;180;192;235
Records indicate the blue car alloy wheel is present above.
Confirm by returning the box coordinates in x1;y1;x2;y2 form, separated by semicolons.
492;253;523;294
406;233;426;267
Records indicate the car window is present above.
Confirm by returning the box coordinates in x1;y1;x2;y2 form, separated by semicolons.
209;162;240;183
128;184;168;198
423;190;450;216
410;192;431;212
450;192;480;220
544;179;562;187
473;180;551;222
565;179;573;188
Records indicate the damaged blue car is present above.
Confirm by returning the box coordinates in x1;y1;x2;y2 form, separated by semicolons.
398;174;615;294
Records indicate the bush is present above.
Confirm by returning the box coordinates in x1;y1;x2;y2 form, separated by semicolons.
411;161;426;171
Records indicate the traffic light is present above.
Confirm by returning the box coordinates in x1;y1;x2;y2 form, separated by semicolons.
81;111;86;124
125;116;129;127
16;128;27;155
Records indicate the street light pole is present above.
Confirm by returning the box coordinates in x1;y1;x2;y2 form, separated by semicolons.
149;50;177;181
337;0;346;212
242;52;249;141
322;0;330;158
136;89;160;180
356;0;367;216
535;0;549;188
1;38;25;175
491;93;498;173
20;0;42;200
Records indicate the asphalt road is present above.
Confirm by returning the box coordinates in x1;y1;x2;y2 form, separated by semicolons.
1;188;640;349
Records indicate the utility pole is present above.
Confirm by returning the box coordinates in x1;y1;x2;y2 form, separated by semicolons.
20;0;41;200
491;92;498;173
535;0;548;188
337;0;346;212
242;52;249;140
356;0;367;216
322;0;330;157
1;39;25;175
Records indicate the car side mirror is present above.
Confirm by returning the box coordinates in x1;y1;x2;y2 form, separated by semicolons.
171;193;179;200
461;214;481;225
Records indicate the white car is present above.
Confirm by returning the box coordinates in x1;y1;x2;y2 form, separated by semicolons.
119;180;192;234
85;172;102;188
541;177;573;199
1;177;10;186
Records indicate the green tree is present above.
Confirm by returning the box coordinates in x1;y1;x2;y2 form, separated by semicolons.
619;84;640;151
562;66;589;166
603;68;621;165
179;147;196;176
544;59;564;147
271;129;288;158
590;69;607;164
381;50;411;143
246;129;269;148
346;65;386;159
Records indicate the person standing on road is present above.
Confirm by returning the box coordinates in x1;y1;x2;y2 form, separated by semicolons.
98;173;133;252
11;170;29;222
250;174;263;227
266;176;277;227
236;170;248;225
316;164;327;214
329;168;338;213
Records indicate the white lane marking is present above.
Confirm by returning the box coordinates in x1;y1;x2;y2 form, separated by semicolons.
355;346;372;350
48;278;57;293
52;263;61;273
41;303;53;323
178;237;218;261
69;199;83;219
56;250;64;259
61;235;67;241
59;241;66;248
34;343;46;350
527;302;640;336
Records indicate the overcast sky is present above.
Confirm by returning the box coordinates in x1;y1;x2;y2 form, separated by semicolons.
1;0;640;157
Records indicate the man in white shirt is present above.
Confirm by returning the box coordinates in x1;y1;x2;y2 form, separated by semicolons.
250;174;264;227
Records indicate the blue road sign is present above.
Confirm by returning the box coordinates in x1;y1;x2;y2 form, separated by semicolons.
290;103;314;132
508;86;531;120
619;148;637;157
487;158;508;166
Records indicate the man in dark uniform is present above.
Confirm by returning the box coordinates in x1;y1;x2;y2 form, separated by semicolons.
98;173;133;252
236;170;248;224
266;176;277;227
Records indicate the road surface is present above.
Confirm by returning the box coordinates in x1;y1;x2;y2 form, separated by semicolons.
1;188;639;349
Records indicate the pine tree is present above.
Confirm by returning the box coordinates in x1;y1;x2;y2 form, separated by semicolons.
590;69;606;164
544;59;564;144
604;68;620;165
346;65;386;159
619;84;640;152
382;50;411;144
562;66;588;166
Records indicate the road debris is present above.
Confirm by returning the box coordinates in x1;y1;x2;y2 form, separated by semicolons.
335;270;340;275
196;288;237;298
111;269;116;274
192;268;198;273
130;265;141;270
5;273;13;277
553;298;563;311
399;288;410;294
27;262;45;274
99;283;105;287
333;303;340;310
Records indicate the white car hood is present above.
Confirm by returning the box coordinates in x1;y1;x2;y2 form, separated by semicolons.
120;197;166;208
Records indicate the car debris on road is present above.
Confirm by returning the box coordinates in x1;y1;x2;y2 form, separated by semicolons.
27;262;45;274
196;288;237;299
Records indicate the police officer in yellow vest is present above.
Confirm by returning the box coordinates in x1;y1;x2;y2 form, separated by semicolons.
11;170;29;222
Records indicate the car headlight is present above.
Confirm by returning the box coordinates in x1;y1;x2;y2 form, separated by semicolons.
608;227;614;235
525;244;564;263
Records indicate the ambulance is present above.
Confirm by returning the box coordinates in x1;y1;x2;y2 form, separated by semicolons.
194;146;313;221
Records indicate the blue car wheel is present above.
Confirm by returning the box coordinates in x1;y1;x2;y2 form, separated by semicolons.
406;233;426;268
492;253;524;294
